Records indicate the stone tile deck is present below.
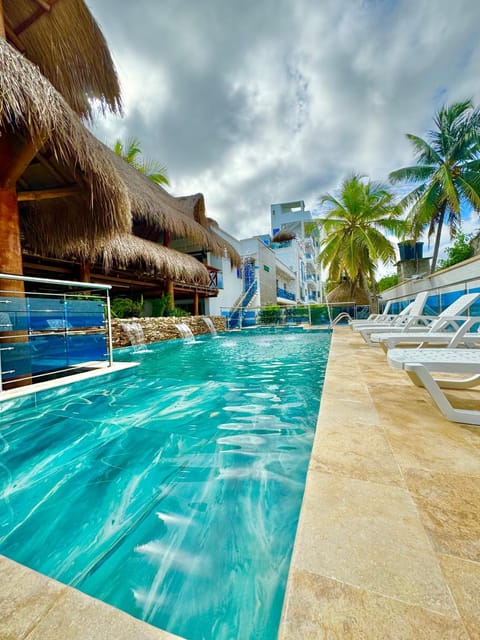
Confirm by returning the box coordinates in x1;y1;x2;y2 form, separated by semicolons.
1;326;479;638
279;326;480;639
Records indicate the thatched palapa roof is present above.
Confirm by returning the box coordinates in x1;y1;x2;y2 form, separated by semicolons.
3;0;121;119
272;229;296;242
0;38;130;244
60;235;210;285
109;151;241;267
327;280;371;306
0;29;239;281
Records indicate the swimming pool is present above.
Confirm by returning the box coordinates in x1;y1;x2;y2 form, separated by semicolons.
0;327;330;640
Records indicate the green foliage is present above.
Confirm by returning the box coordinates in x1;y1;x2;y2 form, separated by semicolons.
258;304;282;324
147;295;190;317
111;297;143;318
317;174;405;288
376;274;399;292
389;100;480;272
308;305;330;324
437;232;474;270
168;306;190;317
150;295;172;317
113;137;170;186
284;306;309;322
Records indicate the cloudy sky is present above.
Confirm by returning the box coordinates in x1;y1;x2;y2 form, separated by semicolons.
87;0;480;259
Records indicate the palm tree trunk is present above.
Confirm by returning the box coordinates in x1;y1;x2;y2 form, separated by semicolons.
430;203;446;273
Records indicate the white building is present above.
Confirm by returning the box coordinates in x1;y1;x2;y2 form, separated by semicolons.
269;200;323;303
203;227;243;317
204;200;323;324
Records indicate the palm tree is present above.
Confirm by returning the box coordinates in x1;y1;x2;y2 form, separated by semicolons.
389;100;480;272
113;137;170;186
318;175;405;299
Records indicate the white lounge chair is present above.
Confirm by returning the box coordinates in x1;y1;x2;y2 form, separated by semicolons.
373;316;480;352
353;291;429;335
360;292;480;347
349;300;393;328
388;348;480;426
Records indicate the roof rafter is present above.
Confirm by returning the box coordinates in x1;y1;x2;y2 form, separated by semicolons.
14;0;60;36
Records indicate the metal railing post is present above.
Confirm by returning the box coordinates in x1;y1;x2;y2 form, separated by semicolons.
106;290;114;366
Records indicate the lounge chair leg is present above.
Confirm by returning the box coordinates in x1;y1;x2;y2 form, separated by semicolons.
407;364;480;426
406;371;480;390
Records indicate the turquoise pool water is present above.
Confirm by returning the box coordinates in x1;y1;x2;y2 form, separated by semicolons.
0;328;330;640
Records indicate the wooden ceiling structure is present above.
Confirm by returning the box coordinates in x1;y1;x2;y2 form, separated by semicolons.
0;0;239;310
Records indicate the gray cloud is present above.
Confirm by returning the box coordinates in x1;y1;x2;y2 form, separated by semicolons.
88;0;480;239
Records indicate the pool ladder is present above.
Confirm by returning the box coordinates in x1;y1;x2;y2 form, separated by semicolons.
328;312;352;328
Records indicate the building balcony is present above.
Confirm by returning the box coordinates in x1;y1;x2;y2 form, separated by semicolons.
277;288;296;303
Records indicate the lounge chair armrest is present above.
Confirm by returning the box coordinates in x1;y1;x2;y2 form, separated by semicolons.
400;314;436;329
436;315;477;331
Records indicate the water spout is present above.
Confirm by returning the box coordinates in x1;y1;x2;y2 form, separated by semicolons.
121;321;148;351
175;323;196;343
202;317;217;337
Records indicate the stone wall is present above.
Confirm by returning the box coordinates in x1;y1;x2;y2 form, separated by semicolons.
111;316;226;348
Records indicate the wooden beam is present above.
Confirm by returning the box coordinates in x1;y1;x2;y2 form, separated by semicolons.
23;261;72;275
0;0;6;39
0;138;40;188
5;20;25;51
17;185;82;202
14;0;59;35
35;147;86;187
34;0;53;11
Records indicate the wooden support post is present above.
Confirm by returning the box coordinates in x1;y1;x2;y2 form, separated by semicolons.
0;1;5;39
0;187;24;294
80;259;91;283
194;291;199;316
167;279;175;309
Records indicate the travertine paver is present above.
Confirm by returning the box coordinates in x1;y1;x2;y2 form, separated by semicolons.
280;326;480;639
0;556;184;640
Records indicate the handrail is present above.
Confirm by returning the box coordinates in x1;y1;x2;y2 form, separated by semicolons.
228;280;257;329
0;272;111;290
329;312;352;328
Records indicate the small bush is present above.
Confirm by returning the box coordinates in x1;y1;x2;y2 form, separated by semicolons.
259;304;282;324
437;232;474;270
376;274;399;292
111;297;143;318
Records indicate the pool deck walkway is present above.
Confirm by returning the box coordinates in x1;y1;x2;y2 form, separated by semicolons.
280;325;480;639
1;326;479;639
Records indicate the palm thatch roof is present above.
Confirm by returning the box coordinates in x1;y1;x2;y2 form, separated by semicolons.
272;229;296;242
108;151;241;267
58;234;210;285
3;0;121;119
208;225;242;267
327;280;371;306
0;38;130;242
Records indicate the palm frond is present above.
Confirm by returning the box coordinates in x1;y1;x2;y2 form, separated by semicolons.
389;165;436;184
405;134;442;165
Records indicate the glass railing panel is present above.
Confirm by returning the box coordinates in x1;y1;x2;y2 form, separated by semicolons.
0;342;32;381
30;333;68;375
28;296;67;331
1;274;113;391
66;334;108;365
0;297;28;332
65;299;106;329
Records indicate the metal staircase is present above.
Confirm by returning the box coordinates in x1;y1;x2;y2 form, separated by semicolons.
227;280;257;329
